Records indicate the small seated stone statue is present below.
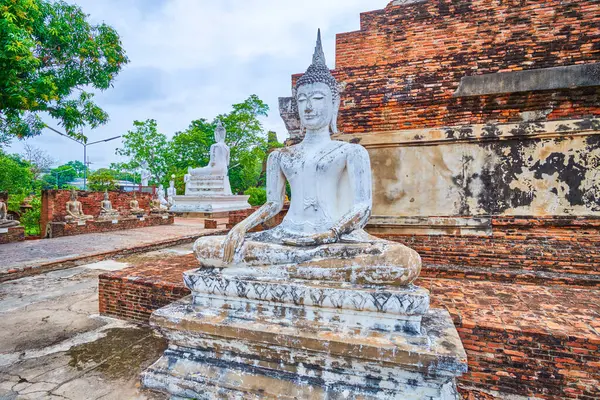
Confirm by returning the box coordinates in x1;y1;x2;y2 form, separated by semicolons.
0;198;19;228
150;192;168;214
64;189;93;223
166;175;176;208
98;190;120;220
193;31;421;286
129;192;146;217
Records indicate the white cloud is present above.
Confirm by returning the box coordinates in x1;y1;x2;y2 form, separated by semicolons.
8;0;391;168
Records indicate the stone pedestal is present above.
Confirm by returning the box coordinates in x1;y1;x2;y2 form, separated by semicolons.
171;174;251;214
169;194;251;214
142;268;467;399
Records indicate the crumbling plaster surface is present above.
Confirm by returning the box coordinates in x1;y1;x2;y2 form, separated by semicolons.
337;118;600;217
0;263;167;400
371;135;600;217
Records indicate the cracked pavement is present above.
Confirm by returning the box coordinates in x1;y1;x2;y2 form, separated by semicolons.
0;263;167;400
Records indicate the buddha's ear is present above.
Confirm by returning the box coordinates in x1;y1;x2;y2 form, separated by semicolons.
330;95;340;135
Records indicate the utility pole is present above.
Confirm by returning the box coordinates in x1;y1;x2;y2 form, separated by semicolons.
45;125;120;190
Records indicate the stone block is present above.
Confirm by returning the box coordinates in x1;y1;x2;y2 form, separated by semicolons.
142;295;467;399
204;219;218;229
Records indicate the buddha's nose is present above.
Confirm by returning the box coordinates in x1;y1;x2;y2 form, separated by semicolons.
305;99;313;112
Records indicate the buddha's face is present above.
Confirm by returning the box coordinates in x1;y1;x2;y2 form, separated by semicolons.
214;128;226;143
297;82;333;132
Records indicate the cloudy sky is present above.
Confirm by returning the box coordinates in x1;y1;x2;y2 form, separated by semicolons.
8;0;390;169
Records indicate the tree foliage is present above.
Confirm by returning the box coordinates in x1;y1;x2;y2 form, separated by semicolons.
244;187;266;206
65;160;86;177
115;119;169;184
41;163;77;188
216;95;269;193
0;0;128;141
87;168;116;191
0;151;35;214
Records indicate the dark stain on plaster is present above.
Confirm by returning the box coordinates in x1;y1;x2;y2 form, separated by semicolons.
478;140;535;214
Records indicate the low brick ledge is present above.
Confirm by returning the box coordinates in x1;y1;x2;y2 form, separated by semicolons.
0;226;25;245
46;214;174;238
99;255;600;400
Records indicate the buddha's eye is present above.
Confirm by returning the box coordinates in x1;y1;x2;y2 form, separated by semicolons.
312;95;324;100
297;96;307;102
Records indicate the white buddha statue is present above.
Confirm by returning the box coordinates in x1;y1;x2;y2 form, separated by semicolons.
140;161;151;187
193;31;421;286
186;120;232;195
166;175;176;207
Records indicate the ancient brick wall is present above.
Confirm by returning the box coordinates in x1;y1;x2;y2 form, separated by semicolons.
41;190;153;235
372;215;600;281
0;226;25;244
292;0;600;133
46;214;174;239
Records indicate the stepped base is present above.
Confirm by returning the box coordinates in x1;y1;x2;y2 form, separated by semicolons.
169;195;251;213
142;277;467;399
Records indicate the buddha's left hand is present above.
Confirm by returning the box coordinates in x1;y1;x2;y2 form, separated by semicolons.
282;229;338;247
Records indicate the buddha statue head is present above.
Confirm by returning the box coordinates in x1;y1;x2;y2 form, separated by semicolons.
214;120;226;143
295;29;339;135
103;190;109;201
70;189;78;202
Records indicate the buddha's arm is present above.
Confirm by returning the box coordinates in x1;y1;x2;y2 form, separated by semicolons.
222;151;285;262
331;144;372;235
66;205;76;217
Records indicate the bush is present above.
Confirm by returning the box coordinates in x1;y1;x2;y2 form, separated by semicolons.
244;187;266;206
19;195;41;236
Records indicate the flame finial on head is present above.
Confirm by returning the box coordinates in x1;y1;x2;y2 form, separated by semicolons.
296;29;338;98
312;29;326;66
295;29;340;134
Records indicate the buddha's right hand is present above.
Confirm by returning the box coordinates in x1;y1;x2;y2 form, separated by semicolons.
222;225;246;263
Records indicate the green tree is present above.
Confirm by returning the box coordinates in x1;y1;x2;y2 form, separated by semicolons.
169;118;213;171
0;151;35;211
115;119;170;184
87;168;116;191
216;95;269;194
0;0;128;142
41;164;77;189
109;162;139;182
65;160;86;177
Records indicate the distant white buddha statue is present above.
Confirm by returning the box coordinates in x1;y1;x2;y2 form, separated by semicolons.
187;120;232;195
140;161;151;187
167;175;176;208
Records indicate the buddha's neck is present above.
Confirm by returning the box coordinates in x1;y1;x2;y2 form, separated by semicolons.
302;128;331;145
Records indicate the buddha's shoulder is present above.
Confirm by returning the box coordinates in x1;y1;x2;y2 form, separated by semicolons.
270;141;367;160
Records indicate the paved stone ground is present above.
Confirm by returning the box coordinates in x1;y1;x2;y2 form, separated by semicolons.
0;250;180;399
0;217;227;281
